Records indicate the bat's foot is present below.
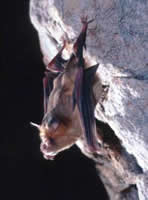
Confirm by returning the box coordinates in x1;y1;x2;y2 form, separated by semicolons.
81;16;94;26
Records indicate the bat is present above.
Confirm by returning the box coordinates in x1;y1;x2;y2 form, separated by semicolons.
31;17;100;159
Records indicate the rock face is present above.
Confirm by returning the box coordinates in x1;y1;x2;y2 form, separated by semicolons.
29;0;148;199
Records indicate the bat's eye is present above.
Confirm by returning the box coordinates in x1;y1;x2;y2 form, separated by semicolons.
42;114;60;130
49;117;59;129
49;137;56;145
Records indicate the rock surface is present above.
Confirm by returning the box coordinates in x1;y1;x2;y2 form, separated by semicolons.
30;0;148;199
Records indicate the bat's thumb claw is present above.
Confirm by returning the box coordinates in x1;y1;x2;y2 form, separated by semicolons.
81;16;94;24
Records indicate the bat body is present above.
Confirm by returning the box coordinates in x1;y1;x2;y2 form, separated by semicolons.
32;17;100;159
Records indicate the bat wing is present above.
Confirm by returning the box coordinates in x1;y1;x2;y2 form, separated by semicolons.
77;64;99;151
43;72;59;114
47;41;68;72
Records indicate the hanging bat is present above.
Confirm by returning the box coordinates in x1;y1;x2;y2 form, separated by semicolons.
31;17;100;159
32;64;83;160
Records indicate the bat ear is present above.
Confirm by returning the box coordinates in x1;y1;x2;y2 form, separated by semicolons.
84;63;99;80
30;122;41;130
46;40;68;72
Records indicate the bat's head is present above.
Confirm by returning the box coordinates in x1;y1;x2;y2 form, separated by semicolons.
31;110;80;160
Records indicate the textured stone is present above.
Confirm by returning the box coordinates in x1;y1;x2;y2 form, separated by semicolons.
30;0;148;199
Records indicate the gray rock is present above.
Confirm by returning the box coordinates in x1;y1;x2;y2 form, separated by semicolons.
30;0;148;199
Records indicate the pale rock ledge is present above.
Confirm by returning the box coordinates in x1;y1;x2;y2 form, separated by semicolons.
29;0;148;199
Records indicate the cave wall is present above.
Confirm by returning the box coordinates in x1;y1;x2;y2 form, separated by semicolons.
29;0;148;199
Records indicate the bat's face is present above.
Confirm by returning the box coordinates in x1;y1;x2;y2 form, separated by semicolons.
39;113;82;160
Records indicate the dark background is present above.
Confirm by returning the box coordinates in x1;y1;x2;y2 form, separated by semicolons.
1;1;108;199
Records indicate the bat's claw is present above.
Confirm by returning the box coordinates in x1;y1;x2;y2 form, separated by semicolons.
81;16;88;23
81;16;94;25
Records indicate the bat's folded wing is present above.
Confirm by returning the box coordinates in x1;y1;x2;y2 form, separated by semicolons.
74;64;99;151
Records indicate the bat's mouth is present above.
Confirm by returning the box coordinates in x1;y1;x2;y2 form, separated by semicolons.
40;141;57;160
43;153;55;160
42;145;56;160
